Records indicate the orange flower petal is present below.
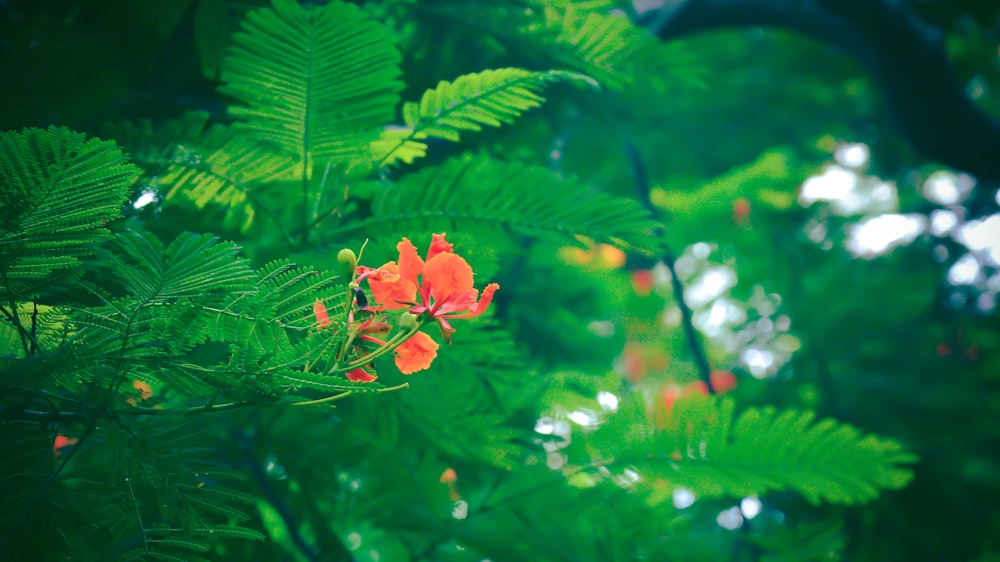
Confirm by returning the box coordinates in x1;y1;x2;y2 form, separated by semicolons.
434;290;478;315
366;262;416;309
132;380;153;400
426;233;454;261
710;370;738;394
346;368;378;383
53;434;79;458
439;467;458;484
449;283;499;319
397;238;424;286
685;381;710;396
423;253;474;304
313;299;331;328
394;331;439;374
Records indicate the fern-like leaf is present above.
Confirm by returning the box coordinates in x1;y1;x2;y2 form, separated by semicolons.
428;3;651;90
589;395;917;505
220;0;403;171
338;155;662;251
0;127;139;299
377;68;593;166
99;228;257;304
105;112;295;231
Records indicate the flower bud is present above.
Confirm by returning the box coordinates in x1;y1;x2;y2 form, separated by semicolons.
337;248;358;278
398;312;418;330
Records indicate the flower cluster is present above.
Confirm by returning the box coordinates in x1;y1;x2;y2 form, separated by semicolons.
360;234;499;342
313;233;498;380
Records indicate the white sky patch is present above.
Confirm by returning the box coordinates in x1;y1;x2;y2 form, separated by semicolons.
614;468;640;487
805;218;828;244
988;272;1000;292
955;213;1000;266
546;452;566;470
846;213;926;258
921;170;975;206
700;299;729;337
835;143;869;168
929;209;960;236
800;166;856;205
740;496;762;520
567;409;599;429
597;391;619;412
800;165;898;216
673;488;696;509
775;315;791;331
870;181;896;205
717;506;744;530
685;266;737;308
133;189;158;209
691;241;712;259
741;347;775;378
977;292;997;313
534;416;570;438
948;253;982;286
696;297;747;337
535;417;555;435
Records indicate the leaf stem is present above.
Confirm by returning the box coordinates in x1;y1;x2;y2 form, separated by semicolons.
289;381;409;407
328;320;425;375
624;141;714;392
1;271;30;356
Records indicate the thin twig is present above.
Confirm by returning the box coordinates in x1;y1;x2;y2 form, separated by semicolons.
2;271;30;356
624;141;714;392
233;428;334;562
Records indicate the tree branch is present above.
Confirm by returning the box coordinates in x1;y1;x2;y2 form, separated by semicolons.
643;0;1000;185
625;142;715;392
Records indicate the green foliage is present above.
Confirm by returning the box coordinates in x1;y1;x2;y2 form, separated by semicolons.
8;0;986;560
425;2;655;90
403;69;589;143
220;0;403;171
746;519;846;562
347;155;662;250
0;127;139;301
582;395;914;506
104;112;295;231
376;68;593;165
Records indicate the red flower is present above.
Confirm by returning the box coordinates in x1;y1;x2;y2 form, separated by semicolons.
394;331;440;374
710;370;738;394
53;434;78;458
360;234;499;342
631;269;654;296
346;368;378;383
314;299;332;329
126;379;153;406
314;298;387;382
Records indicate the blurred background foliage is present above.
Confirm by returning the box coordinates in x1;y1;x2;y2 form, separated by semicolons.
2;0;1000;561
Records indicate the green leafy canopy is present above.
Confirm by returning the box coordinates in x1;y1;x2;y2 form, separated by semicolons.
584;395;916;505
0;0;929;560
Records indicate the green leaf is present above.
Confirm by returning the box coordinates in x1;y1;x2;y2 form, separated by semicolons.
430;3;651;89
377;68;594;165
105;112;295;231
0;127;139;299
100;229;257;303
146;538;211;552
194;525;266;541
589;395;917;505
344;155;661;251
220;0;403;171
272;368;378;394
